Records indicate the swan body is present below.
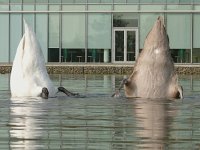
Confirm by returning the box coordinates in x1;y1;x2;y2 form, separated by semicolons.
124;17;183;99
10;20;57;98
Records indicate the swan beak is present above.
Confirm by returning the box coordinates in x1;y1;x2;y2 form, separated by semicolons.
41;87;49;99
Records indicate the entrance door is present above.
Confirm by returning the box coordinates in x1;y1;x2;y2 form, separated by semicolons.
114;28;138;62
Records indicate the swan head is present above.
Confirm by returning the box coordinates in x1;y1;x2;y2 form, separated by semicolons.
41;87;49;99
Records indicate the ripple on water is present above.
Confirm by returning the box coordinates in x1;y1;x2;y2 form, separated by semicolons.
0;74;200;149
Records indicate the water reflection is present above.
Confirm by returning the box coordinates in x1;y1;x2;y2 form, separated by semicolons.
0;74;199;149
133;99;175;149
9;98;44;150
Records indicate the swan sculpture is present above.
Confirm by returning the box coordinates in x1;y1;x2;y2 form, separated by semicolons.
10;20;77;99
113;16;183;99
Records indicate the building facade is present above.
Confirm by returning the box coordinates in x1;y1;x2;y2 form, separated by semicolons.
0;0;200;64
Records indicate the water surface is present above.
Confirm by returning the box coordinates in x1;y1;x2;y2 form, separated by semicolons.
0;74;200;150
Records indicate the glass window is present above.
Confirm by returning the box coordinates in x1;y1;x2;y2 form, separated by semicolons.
167;5;192;64
0;5;9;62
171;49;191;63
193;13;200;48
62;5;85;11
101;0;113;3
88;4;112;11
61;49;85;62
114;5;138;11
140;0;166;3
88;0;101;3
61;6;85;63
113;13;138;27
0;0;8;2
115;31;124;61
114;0;126;3
139;5;164;49
194;0;200;4
193;6;200;63
153;0;167;3
36;0;48;3
62;13;85;49
167;12;191;63
62;0;74;3
88;14;112;63
127;30;136;61
87;49;111;63
10;0;22;2
75;0;87;3
167;14;191;49
49;0;61;3
192;49;200;63
36;5;48;62
167;0;179;3
10;5;22;62
23;0;35;3
23;5;35;31
167;4;192;10
48;5;60;62
193;7;200;49
140;4;165;10
127;0;139;3
49;5;60;48
140;14;164;49
48;48;59;62
180;0;192;3
153;0;166;2
88;14;111;49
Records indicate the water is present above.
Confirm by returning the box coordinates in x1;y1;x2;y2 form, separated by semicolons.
0;74;200;150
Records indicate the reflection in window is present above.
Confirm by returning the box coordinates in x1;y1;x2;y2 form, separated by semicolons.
127;31;136;61
113;13;138;27
88;14;111;50
88;0;101;3
101;0;113;3
114;0;126;3
48;48;59;62
115;31;124;61
62;13;85;49
170;49;191;63
75;0;87;3
49;5;60;49
61;49;85;62
87;49;111;63
192;49;200;63
167;0;179;3
23;0;35;3
140;0;167;3
127;0;139;3
88;13;111;63
167;14;191;50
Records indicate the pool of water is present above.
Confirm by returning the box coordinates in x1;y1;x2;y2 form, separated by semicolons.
0;74;200;150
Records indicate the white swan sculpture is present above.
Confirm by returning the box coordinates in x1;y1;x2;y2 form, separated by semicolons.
10;20;77;99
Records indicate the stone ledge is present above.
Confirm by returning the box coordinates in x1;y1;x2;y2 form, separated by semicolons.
0;64;200;75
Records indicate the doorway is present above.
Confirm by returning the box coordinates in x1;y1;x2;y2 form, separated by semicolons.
113;28;138;63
